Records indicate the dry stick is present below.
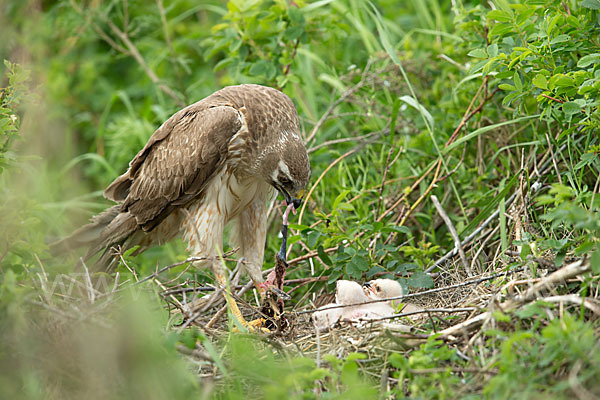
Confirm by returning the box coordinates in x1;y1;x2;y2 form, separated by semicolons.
409;367;497;375
298;147;359;225
80;258;96;304
469;225;499;272
427;192;518;272
308;130;383;154
304;59;374;145
398;161;442;228
431;195;472;276
176;344;214;363
446;78;489;146
105;19;184;107
546;132;563;185
543;295;600;316
377;159;440;222
68;0;184;107
436;258;591;338
156;0;188;103
137;250;238;285
377;80;499;246
427;143;567;272
569;360;596;400
362;307;478;322
293;80;495;265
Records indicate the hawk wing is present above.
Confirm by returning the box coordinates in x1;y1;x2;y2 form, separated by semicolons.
104;104;243;231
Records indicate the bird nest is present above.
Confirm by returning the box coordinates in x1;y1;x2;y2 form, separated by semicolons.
162;250;595;366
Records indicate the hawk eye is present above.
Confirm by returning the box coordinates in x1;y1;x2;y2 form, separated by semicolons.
279;176;292;186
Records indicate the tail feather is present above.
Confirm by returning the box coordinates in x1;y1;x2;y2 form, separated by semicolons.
53;205;140;271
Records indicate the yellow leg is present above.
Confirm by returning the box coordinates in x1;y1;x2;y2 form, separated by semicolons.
214;272;268;333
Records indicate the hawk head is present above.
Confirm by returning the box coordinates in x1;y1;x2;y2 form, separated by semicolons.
262;136;310;209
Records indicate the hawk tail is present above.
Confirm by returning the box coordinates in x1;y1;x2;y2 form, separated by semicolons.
51;205;139;271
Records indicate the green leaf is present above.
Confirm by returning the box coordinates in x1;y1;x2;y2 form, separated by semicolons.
513;72;523;91
249;60;277;79
346;261;362;280
574;240;594;256
532;74;548;89
307;231;321;248
407;270;434;289
489;22;514;37
582;0;600;9
492;311;511;322
445;115;540;153
468;48;488;58
350;255;370;272
499;83;517;91
562;101;581;116
317;245;333;265
550;34;570;45
550;74;575;89
398;95;435;129
591;249;600;274
332;189;351;212
487;10;512;22
578;53;600;68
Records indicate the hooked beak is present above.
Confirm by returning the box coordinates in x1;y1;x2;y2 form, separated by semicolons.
276;186;304;209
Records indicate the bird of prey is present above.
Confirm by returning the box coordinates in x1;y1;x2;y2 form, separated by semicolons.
65;84;310;329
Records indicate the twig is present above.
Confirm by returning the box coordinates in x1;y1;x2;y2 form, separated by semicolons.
307;130;384;154
175;344;214;363
409;367;497;375
431;195;472;276
67;0;183;106
80;258;96;304
541;93;564;104
137;250;238;285
156;0;188;103
298;147;359;225
305;59;373;145
569;360;596;400
546;132;563;185
436;258;591;338
105;19;184;107
363;307;477;322
542;295;600;316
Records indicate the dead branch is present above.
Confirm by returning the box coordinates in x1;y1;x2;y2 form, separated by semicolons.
436;258;591;338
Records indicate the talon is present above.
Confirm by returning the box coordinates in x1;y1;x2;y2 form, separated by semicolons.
233;317;271;333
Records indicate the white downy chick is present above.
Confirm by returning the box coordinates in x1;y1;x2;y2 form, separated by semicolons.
363;279;423;314
312;280;366;330
313;280;397;329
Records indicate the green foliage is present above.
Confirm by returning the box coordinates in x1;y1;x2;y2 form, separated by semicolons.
485;314;600;399
1;0;600;398
0;60;30;174
389;338;467;399
203;0;315;88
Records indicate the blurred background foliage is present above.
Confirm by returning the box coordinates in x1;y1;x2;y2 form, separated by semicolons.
1;0;600;398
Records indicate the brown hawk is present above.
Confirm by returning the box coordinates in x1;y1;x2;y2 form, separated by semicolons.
65;84;310;329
